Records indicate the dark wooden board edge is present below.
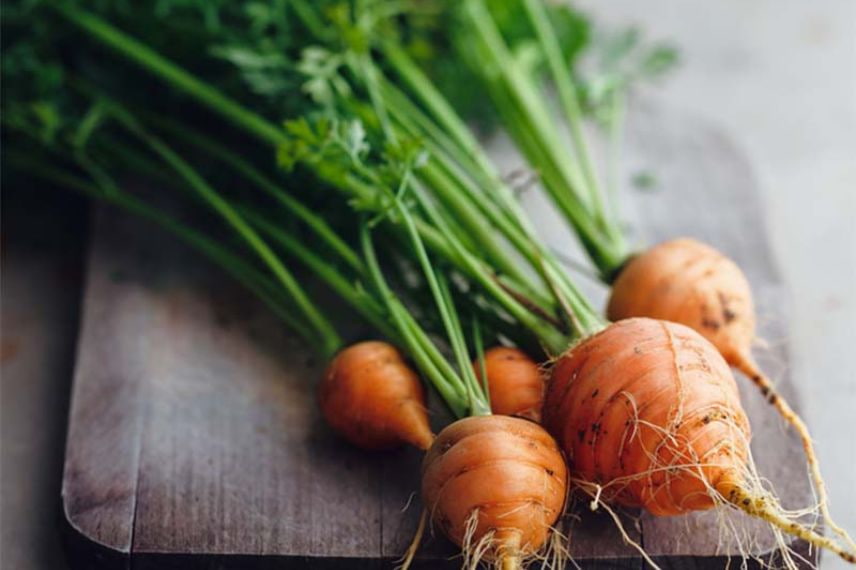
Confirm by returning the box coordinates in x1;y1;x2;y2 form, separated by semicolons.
59;512;814;570
61;514;128;570
1;187;89;570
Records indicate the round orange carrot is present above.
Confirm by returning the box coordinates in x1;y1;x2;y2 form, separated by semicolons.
543;318;855;563
422;415;567;568
608;238;754;367
319;341;434;451
474;346;544;421
545;317;749;515
606;238;853;547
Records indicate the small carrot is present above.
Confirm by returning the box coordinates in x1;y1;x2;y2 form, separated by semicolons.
359;216;570;569
474;346;544;422
19;6;852;563
606;238;852;545
422;415;567;568
450;6;853;555
607;239;754;369
543;318;856;563
319;340;434;451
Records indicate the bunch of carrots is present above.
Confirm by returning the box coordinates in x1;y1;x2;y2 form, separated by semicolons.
3;1;854;568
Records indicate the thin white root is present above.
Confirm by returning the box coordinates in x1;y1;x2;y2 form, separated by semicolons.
589;484;604;511
396;509;427;570
724;484;856;565
545;526;573;570
578;482;661;570
735;352;856;555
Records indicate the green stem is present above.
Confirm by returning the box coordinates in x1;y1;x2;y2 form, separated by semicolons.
418;156;560;310
415;158;536;292
290;0;332;41
390;181;491;416
107;105;343;357
332;172;553;322
361;225;469;418
381;41;500;184
54;1;603;352
519;0;603;218
458;0;629;278
414;187;568;354
55;3;286;145
380;47;539;239
543;257;607;340
239;206;396;340
143;114;365;274
350;49;544;301
354;52;396;141
472;317;491;406
377;71;564;313
436;272;491;415
7;151;327;355
463;0;590;208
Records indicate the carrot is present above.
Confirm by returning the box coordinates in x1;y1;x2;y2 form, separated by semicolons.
607;239;754;366
606;238;854;548
474;346;544;421
543;318;856;563
422;415;567;568
452;4;854;553
17;6;850;563
319;341;434;451
359;216;570;569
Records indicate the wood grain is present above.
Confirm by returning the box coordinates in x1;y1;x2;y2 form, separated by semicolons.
60;103;816;568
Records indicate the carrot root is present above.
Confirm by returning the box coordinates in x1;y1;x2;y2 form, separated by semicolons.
496;532;522;570
733;351;856;555
396;508;427;570
319;341;434;451
606;239;851;547
422;416;568;568
474;346;544;421
720;482;856;564
544;318;855;564
498;552;521;570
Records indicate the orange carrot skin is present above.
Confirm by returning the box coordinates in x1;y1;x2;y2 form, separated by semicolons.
319;341;434;451
474;346;544;422
422;415;567;557
543;318;750;516
608;238;755;366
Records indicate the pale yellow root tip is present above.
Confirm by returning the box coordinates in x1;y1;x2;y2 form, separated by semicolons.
735;352;856;554
397;509;427;570
496;533;522;570
499;552;521;570
723;484;856;564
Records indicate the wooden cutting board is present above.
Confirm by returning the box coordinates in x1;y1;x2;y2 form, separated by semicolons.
61;103;816;569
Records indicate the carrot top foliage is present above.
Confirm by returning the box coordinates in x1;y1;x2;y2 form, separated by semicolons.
1;0;611;418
